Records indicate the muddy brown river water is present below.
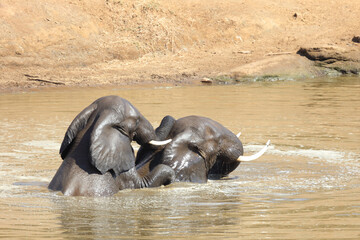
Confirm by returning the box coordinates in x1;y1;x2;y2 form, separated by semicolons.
0;77;359;239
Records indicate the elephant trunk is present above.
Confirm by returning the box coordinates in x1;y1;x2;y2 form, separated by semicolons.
155;115;176;140
139;164;175;188
134;117;172;146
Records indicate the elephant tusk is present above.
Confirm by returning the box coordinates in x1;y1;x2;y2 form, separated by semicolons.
236;132;241;138
149;139;172;146
237;140;270;162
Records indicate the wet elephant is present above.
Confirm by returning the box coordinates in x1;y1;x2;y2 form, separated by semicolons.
136;115;270;183
48;96;174;196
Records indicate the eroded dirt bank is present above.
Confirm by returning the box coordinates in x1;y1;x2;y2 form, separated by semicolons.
1;0;359;92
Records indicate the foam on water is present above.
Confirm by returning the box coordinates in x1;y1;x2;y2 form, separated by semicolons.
244;144;359;164
22;140;59;150
238;143;360;194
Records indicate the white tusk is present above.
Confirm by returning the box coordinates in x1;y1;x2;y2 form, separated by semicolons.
236;132;241;138
148;139;172;146
237;140;270;162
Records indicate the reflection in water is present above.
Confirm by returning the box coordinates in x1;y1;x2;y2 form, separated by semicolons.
0;77;360;239
51;184;245;239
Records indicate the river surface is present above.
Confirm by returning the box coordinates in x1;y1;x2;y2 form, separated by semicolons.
0;77;359;239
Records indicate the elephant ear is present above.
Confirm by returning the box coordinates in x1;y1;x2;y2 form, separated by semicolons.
90;110;135;176
59;103;97;159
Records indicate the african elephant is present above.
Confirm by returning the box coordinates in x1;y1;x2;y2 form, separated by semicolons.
48;96;174;196
135;115;270;183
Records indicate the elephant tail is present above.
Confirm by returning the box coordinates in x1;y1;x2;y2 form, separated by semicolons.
59;103;97;159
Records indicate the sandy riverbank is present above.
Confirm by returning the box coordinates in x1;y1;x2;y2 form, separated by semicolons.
1;0;359;92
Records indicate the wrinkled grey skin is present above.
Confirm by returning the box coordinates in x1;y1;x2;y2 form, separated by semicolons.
48;96;174;196
135;115;243;183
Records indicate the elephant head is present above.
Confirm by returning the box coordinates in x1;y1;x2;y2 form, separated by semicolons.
136;115;270;183
49;96;174;196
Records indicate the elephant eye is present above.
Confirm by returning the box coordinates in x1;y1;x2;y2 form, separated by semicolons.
114;125;129;138
189;144;206;159
188;143;197;151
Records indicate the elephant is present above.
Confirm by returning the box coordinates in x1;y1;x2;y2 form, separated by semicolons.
135;115;270;183
48;96;175;196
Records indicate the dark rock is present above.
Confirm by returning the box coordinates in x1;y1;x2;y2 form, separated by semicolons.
352;36;360;43
297;46;349;61
297;45;360;75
